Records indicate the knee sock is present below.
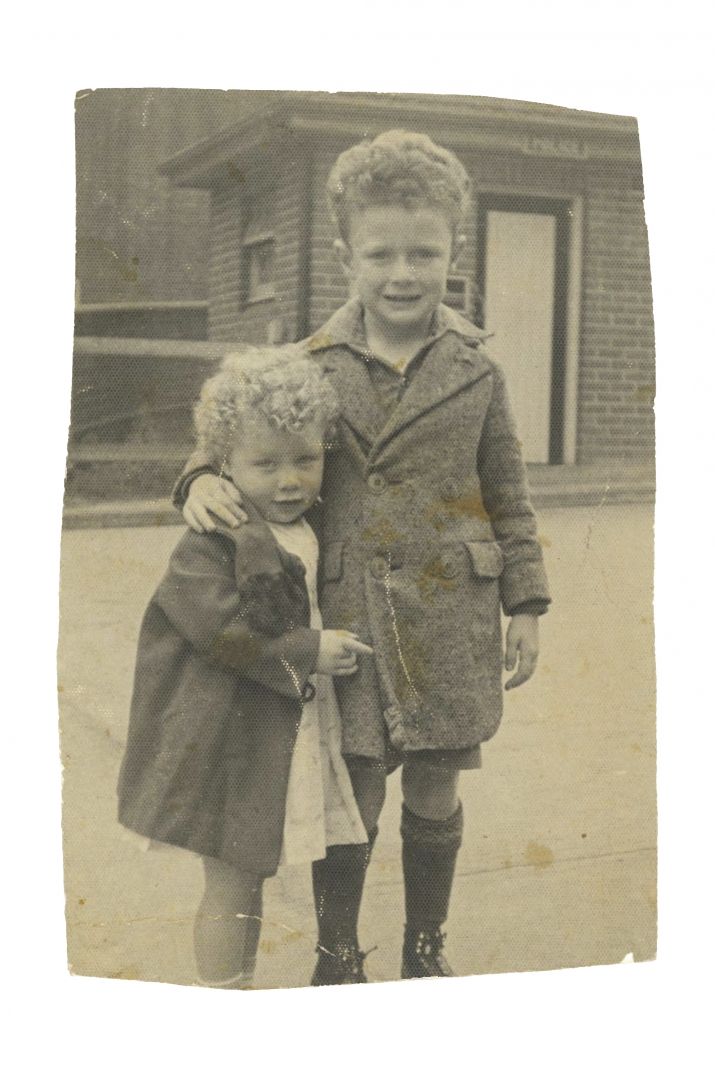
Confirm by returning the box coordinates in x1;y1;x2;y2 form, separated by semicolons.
194;862;264;988
401;802;463;930
312;828;378;955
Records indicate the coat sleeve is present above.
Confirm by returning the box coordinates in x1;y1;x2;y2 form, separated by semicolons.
477;361;552;615
154;531;320;701
172;449;220;510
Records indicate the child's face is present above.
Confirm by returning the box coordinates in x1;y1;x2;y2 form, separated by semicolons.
228;417;325;524
336;204;464;340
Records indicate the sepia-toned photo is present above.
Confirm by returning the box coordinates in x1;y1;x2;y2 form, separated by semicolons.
60;88;656;990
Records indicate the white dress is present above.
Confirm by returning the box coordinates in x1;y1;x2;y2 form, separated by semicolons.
267;518;368;865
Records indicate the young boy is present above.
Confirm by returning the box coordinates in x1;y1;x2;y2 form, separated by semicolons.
175;130;551;983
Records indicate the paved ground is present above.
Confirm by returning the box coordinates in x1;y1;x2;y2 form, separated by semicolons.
58;504;656;989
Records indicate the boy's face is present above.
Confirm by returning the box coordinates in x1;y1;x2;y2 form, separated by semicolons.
336;204;464;341
228;416;325;524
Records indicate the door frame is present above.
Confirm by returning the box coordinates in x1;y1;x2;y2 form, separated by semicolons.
474;190;583;465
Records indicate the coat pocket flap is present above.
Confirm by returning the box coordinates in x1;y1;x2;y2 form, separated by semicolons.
465;541;504;579
321;540;345;582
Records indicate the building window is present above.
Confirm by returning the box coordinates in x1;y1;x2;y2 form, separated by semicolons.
244;234;276;303
442;275;471;315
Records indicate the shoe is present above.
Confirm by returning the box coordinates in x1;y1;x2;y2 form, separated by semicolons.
401;925;455;978
311;942;371;986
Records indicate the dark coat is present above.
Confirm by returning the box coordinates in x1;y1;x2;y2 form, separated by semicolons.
176;301;551;758
117;511;320;876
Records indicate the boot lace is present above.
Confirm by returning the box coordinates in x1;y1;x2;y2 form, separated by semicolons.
315;942;377;980
414;928;452;975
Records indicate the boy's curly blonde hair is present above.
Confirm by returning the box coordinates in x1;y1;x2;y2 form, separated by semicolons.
326;129;472;243
194;345;340;466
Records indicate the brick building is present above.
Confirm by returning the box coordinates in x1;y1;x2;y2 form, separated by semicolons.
159;92;655;467
68;91;655;522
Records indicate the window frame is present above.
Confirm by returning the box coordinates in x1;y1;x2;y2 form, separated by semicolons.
442;274;472;316
242;231;276;306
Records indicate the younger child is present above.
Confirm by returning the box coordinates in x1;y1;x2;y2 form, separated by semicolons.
118;346;372;989
176;130;551;982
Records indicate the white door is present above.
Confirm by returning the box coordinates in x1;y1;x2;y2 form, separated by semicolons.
479;199;569;464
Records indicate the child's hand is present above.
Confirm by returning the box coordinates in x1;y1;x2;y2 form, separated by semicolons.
504;614;540;691
317;631;373;676
183;474;247;533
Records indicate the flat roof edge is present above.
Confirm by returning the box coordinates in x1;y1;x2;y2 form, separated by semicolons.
159;94;640;188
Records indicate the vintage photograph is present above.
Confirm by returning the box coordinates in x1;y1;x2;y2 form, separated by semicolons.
60;88;656;990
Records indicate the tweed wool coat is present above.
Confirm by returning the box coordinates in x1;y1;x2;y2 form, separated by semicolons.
117;510;320;876
176;301;551;758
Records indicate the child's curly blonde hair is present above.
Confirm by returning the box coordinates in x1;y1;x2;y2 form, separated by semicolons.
194;345;340;466
327;129;472;243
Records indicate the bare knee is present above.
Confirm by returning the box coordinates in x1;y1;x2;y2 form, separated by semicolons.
402;762;460;820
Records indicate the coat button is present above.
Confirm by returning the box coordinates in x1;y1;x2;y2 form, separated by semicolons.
441;477;460;502
370;556;390;579
404;700;421;722
440;551;459;579
368;472;388;494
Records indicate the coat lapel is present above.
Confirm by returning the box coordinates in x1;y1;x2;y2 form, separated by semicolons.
315;349;385;448
306;299;494;457
307;300;384;448
215;501;298;584
370;334;492;458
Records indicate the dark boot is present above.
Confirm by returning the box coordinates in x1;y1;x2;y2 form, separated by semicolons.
310;829;378;987
400;803;463;979
311;941;371;986
402;924;454;978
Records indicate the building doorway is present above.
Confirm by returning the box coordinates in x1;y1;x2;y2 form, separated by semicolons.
476;194;571;464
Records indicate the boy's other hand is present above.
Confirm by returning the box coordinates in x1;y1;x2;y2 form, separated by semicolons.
183;474;247;533
504;614;539;691
317;631;374;676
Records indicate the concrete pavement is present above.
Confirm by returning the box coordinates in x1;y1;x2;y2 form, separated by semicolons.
58;503;656;988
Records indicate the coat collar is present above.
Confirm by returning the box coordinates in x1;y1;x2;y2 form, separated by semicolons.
214;498;299;582
314;348;385;448
307;299;493;455
371;330;492;456
306;297;491;355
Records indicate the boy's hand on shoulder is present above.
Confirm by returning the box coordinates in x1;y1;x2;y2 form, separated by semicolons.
183;474;247;533
504;614;539;691
317;630;373;676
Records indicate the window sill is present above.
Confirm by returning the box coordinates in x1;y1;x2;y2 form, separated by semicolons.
244;291;276;307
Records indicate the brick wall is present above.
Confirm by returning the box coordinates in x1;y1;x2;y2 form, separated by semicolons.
208;149;309;344
207;181;245;341
577;160;655;463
